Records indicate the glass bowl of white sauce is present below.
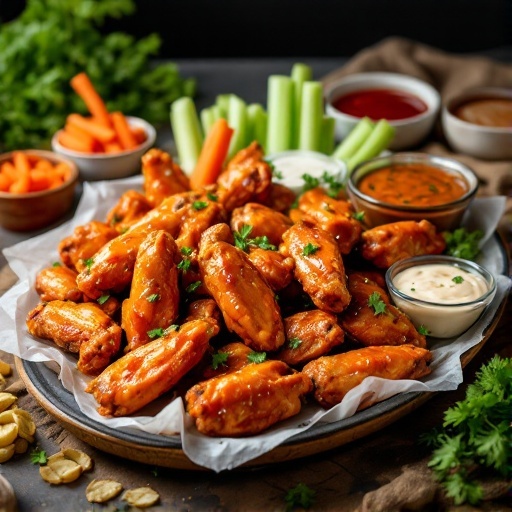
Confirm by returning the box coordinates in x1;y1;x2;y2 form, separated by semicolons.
266;150;347;196
385;255;497;339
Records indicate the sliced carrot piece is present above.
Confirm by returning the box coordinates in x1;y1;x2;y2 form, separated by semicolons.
110;111;138;150
58;129;96;153
70;72;111;127
66;114;116;144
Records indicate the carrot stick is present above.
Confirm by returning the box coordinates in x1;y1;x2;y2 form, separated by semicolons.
58;129;96;153
12;151;31;175
64;121;100;151
0;173;12;192
70;72;111;127
131;126;147;145
103;141;123;153
110;111;138;150
66;114;116;144
189;118;234;190
29;169;53;192
9;173;30;194
0;162;17;182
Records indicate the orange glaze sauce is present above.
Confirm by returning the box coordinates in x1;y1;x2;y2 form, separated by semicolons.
357;163;469;206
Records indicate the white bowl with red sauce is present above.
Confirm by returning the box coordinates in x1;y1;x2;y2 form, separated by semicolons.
346;152;479;231
325;72;441;151
442;86;512;160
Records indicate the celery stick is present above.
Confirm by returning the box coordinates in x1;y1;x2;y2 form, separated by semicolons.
227;94;248;160
247;103;267;149
298;81;324;152
320;115;336;155
266;75;294;154
331;117;375;161
170;97;204;175
216;94;231;118
200;106;216;136
346;119;396;172
291;63;313;148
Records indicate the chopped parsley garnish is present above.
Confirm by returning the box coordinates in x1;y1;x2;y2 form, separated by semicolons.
302;243;319;256
211;351;229;370
452;275;464;284
52;261;61;267
192;200;208;211
97;294;110;305
368;291;387;315
83;258;94;271
186;281;202;293
322;171;344;198
234;225;276;252
418;325;430;336
30;448;47;465
247;351;267;364
352;211;365;222
146;294;160;303
177;259;192;272
181;246;193;256
206;192;218;202
443;228;484;261
301;173;320;192
288;337;302;349
147;324;179;339
284;483;316;511
429;184;439;193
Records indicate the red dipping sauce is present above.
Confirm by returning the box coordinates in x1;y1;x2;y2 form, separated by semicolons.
332;88;428;121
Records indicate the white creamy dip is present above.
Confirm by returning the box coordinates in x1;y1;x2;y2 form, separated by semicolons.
389;262;494;339
268;150;347;196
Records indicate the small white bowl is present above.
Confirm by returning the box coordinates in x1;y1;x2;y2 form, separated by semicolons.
267;150;347;196
325;72;441;151
385;255;497;339
442;87;512;160
52;116;156;181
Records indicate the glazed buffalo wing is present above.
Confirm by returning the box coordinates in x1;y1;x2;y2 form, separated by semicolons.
141;148;190;207
35;265;83;303
281;222;351;314
290;187;363;254
105;190;153;233
26;300;122;376
303;345;432;409
86;319;218;417
200;341;253;380
360;219;446;269
247;248;295;292
278;309;345;367
185;360;313;437
339;272;427;348
198;224;285;352
121;230;181;352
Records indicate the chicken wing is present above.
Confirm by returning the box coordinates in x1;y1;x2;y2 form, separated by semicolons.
185;359;313;437
26;300;122;376
121;230;181;352
290;187;363;255
303;344;432;409
58;221;119;273
200;341;254;380
264;183;297;213
198;225;285;352
247;247;295;292
142;148;190;207
86;319;218;416
360;219;446;269
278;309;345;367
105;190;153;233
230;202;293;247
339;271;427;348
35;265;83;303
281;222;351;314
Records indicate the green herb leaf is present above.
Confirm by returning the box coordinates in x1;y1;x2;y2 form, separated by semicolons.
301;174;320;192
206;192;218;202
147;327;165;339
247;351;266;364
443;228;484;261
452;276;464;284
211;351;229;370
52;261;62;267
177;259;192;272
368;291;387;315
97;294;110;305
302;243;319;256
352;211;365;222
288;337;302;349
30;448;47;465
192;200;208;211
418;325;430;336
146;294;160;303
284;483;316;511
321;171;344;198
83;258;94;270
186;281;201;293
181;246;193;256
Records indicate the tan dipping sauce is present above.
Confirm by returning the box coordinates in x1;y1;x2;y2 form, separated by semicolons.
357;163;469;207
453;98;512;128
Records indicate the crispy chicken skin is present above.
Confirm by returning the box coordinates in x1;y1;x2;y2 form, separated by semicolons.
35;265;83;303
247;248;295;292
360;219;446;269
216;142;273;212
230;202;294;247
185;359;313;437
58;221;119;273
200;341;254;380
142;148;190;207
26;300;122;376
264;183;297;214
281;222;351;314
184;298;222;325
198;224;285;352
339;271;427;348
290;187;363;255
105;190;153;233
278;310;345;367
121;231;181;352
86;319;218;417
303;344;432;409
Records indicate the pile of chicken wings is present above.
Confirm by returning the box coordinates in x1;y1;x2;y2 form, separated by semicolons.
26;142;445;437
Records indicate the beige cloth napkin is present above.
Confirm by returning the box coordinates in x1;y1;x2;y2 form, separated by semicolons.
322;36;512;231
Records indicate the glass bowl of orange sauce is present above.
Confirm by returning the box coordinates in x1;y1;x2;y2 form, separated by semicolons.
346;152;479;231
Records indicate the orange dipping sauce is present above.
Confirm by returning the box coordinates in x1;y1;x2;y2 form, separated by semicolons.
452;97;512;128
357;162;469;207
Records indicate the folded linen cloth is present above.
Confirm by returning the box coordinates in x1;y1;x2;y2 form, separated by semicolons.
321;36;512;231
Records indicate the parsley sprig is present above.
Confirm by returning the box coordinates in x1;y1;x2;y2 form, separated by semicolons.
284;483;316;511
368;291;387;315
421;355;512;506
443;228;484;261
234;225;276;252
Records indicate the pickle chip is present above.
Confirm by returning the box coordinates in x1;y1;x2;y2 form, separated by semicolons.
40;458;82;484
62;448;93;472
0;393;16;414
12;409;36;442
121;486;160;508
86;479;123;503
0;444;15;464
0;424;18;448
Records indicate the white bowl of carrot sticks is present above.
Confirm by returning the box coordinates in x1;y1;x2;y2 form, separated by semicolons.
0;150;79;232
51;72;156;182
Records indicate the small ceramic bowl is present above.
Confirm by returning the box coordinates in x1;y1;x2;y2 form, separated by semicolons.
386;254;497;338
325;72;441;151
442;86;512;160
51;116;156;181
0;150;79;232
346;152;479;231
267;149;347;195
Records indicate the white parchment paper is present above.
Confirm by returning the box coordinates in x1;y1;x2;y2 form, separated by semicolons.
0;177;510;472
